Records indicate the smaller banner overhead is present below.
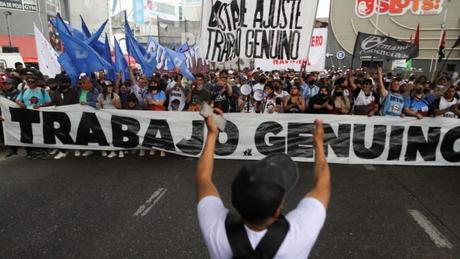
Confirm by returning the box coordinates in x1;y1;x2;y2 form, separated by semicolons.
354;32;419;60
199;0;320;62
254;28;328;72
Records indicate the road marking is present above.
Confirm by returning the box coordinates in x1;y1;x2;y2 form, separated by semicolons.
363;164;376;171
133;188;168;217
408;209;454;249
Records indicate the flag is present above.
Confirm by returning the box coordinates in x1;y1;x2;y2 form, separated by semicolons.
102;34;116;81
57;30;112;74
80;15;92;38
114;37;130;81
124;11;156;77
58;53;79;86
406;24;419;71
405;58;413;71
33;24;61;78
177;42;190;53
52;13;86;41
86;20;108;57
354;32;419;60
53;16;113;80
165;48;195;80
438;30;446;62
414;24;420;47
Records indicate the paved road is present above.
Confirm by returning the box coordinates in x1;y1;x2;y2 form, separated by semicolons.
0;152;459;258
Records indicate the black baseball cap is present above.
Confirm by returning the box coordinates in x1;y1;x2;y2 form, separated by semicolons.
231;153;299;224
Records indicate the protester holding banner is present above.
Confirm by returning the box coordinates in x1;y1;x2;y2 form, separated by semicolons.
377;66;405;117
77;75;99;109
0;78;20;158
98;80;124;158
14;75;52;159
165;74;187;111
16;76;52;110
187;73;211;112
210;71;233;113
331;85;351;115
144;78;166;111
301;74;320;109
196;109;330;258
402;84;430;120
308;86;334;114
434;85;460;118
284;83;305;113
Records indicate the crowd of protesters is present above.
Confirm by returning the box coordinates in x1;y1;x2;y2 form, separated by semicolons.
1;61;460;159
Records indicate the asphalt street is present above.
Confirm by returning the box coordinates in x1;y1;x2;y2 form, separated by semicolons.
0;151;459;258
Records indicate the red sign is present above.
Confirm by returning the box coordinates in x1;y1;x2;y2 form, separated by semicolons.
355;0;444;18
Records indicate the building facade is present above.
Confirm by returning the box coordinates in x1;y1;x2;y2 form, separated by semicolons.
328;0;460;74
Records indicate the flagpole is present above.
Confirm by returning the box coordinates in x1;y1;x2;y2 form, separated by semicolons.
437;47;455;74
431;0;450;82
429;55;434;74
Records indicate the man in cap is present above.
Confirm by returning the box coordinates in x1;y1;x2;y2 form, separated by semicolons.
196;110;330;258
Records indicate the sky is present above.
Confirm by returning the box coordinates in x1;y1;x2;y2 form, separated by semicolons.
317;0;331;18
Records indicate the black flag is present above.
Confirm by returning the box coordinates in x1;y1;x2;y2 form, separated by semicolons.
438;30;446;62
353;32;419;60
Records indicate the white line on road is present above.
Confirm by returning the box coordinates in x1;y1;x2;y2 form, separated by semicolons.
141;189;168;216
363;164;376;171
408;209;453;249
133;188;168;217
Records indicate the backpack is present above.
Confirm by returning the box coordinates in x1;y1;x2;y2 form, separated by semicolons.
225;213;290;259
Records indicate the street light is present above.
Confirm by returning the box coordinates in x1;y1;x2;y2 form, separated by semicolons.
4;11;13;47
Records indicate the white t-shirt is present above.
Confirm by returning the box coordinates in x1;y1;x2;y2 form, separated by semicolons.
437;96;459;118
198;196;326;259
167;81;186;111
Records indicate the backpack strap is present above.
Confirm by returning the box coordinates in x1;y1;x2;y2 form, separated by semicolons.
225;213;254;258
255;215;289;258
225;213;290;259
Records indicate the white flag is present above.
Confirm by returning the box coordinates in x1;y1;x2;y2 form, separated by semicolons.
34;24;61;78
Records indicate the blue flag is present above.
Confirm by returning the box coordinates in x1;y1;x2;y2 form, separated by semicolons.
54;18;113;77
53;13;86;41
177;42;189;53
102;35;116;82
58;53;79;87
165;48;195;81
124;11;156;77
80;15;92;38
114;37;130;81
85;20;109;57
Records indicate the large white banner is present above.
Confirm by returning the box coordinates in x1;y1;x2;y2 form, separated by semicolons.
254;28;328;72
198;0;319;62
1;97;459;166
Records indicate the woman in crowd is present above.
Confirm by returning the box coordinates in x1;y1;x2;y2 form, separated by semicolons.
143;78;166;157
98;81;123;158
331;85;351;114
284;83;305;113
262;83;277;114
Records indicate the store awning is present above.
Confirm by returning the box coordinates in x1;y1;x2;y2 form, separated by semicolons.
0;35;37;63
